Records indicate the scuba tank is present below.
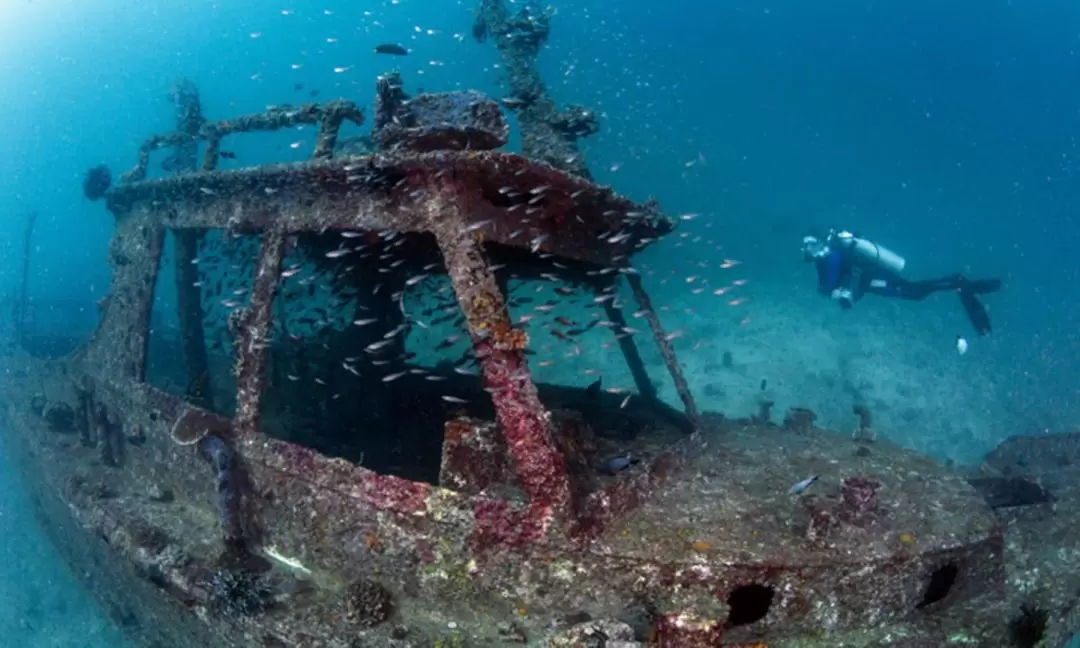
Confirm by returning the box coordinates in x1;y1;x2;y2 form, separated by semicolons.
830;230;906;275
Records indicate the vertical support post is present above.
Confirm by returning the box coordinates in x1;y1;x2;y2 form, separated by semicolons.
313;100;348;160
427;191;571;516
595;277;657;401
77;388;94;448
167;80;215;409
233;229;286;436
95;401;117;467
475;0;593;178
175;232;213;406
15;211;36;346
625;273;700;427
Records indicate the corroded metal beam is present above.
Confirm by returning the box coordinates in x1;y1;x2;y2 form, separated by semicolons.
426;187;571;521
595;277;657;401
120;100;365;183
626;273;700;427
105;151;672;268
233;228;286;436
168;79;215;410
475;0;597;178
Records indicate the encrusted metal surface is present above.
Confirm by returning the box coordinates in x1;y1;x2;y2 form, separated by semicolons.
0;361;1027;646
372;76;510;153
105;150;672;269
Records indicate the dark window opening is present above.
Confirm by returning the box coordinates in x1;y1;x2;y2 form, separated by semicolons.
917;563;959;609
261;230;458;484
256;231;694;491
726;583;774;627
1007;603;1048;648
495;250;689;466
146;228;260;417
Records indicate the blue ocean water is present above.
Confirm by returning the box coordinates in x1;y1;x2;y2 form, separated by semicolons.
1;0;1079;645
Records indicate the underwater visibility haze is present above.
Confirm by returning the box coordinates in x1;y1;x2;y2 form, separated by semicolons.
1;0;1080;646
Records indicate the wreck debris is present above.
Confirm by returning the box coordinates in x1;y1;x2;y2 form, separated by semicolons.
802;494;838;542
373;73;508;152
839;475;881;524
343;578;394;628
548;617;636;646
801;475;883;542
853;403;876;442
83;164;112;200
783;406;817;433
475;0;595;177
199;434;242;543
753;399;774;425
438;418;515;495
207;569;271;618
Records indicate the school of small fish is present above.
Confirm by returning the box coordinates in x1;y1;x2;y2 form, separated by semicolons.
153;175;750;435
144;5;755;484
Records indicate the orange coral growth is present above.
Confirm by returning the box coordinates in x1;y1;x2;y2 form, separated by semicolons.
471;290;497;317
490;321;529;351
444;418;473;443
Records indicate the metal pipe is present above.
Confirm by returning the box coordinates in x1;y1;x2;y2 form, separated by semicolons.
233;229;286;436
625;273;700;428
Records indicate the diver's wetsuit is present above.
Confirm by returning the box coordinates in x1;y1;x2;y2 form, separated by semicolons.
815;247;1001;335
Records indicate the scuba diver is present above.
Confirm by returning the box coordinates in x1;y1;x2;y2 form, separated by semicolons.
802;229;1001;336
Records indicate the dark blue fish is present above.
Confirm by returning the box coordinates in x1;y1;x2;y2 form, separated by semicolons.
599;453;639;475
374;43;409;56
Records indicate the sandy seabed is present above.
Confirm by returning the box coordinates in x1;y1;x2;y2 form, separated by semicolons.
0;430;129;648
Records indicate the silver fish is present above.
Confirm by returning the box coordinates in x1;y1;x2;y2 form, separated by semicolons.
788;475;818;496
365;339;394;352
465;219;494;233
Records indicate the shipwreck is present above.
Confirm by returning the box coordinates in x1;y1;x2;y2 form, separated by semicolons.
2;3;1079;647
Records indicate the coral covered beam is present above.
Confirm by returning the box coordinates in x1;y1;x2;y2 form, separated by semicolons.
426;188;571;517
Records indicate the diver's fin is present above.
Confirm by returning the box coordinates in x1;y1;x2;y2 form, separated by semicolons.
961;278;1002;295
959;290;992;336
